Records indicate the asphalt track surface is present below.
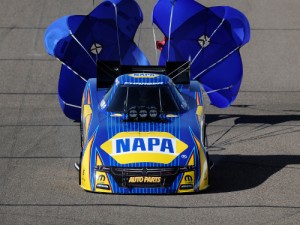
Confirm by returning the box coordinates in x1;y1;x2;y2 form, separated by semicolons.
0;0;300;224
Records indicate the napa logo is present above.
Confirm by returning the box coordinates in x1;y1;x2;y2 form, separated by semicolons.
128;73;159;78
114;137;175;154
101;132;188;164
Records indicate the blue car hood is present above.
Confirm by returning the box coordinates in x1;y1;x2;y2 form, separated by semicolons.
90;113;200;167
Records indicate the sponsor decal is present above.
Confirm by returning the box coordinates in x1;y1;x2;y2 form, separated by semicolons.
114;137;175;154
180;184;194;190
128;176;161;183
177;153;195;193
96;184;110;190
181;154;187;159
129;73;159;78
101;132;188;164
97;175;106;182
184;175;193;182
95;171;112;193
124;82;163;85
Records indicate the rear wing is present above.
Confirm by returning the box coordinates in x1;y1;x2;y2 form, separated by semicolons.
97;61;190;88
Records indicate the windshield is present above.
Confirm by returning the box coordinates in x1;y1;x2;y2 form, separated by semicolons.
106;85;180;113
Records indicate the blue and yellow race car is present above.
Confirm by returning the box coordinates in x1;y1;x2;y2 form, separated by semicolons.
44;0;250;194
79;64;209;193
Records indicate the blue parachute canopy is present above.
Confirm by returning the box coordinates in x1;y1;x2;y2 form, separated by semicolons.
153;0;250;108
44;0;149;120
44;0;250;120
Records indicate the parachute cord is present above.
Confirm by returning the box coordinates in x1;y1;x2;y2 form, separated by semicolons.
209;18;225;42
61;99;82;109
152;24;158;64
70;32;117;80
167;61;191;81
168;56;191;81
138;23;142;48
135;22;142;65
95;46;98;63
193;46;240;80
70;31;97;66
56;58;88;82
170;65;190;81
113;3;122;64
204;85;233;95
190;47;204;66
167;4;174;62
191;18;225;65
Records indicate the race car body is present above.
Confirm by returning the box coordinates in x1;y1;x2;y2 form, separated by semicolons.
80;71;209;193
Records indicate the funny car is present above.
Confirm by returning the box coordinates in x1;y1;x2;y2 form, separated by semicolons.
44;0;250;194
77;62;209;193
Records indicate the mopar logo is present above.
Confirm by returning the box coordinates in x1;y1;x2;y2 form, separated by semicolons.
97;175;106;182
114;138;175;154
184;175;193;182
